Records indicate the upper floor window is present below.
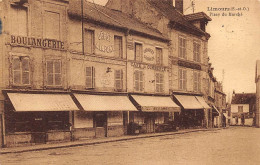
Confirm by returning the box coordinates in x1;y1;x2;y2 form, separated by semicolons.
193;42;201;62
46;60;62;86
11;5;28;36
238;106;243;113
178;36;186;59
115;69;123;91
86;66;95;88
134;70;144;92
12;56;30;85
135;43;143;62
44;11;60;40
85;30;95;54
193;71;201;92
114;36;123;58
156;48;163;65
155;73;164;93
179;68;187;90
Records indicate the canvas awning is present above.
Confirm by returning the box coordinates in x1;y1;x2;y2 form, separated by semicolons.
7;93;79;111
130;95;180;112
174;95;204;109
212;105;220;115
74;94;138;111
195;96;211;109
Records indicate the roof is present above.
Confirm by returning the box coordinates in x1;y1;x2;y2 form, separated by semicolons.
231;93;256;104
184;12;212;22
68;0;169;41
148;0;208;36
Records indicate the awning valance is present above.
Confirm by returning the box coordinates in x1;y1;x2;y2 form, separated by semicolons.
195;96;211;109
7;93;79;112
74;94;138;111
130;95;180;112
174;95;203;109
212;105;220;115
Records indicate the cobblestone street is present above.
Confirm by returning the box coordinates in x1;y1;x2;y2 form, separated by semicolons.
0;127;259;165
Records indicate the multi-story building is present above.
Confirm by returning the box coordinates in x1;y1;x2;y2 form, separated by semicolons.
214;81;227;127
0;0;181;148
106;0;212;129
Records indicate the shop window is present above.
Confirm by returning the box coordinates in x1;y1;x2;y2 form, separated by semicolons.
94;112;107;128
12;56;30;85
178;36;186;59
179;68;187;90
238;106;243;113
47;112;69;131
134;70;144;92
46;60;62;86
193;42;201;62
114;35;123;58
193;71;201;92
85;29;95;54
156;48;163;65
11;5;28;36
115;69;123;91
155;73;164;93
135;43;143;62
44;11;60;40
86;66;95;88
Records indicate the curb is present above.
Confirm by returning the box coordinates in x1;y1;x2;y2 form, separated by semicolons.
0;128;222;155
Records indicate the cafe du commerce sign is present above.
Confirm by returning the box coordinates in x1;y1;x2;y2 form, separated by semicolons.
10;35;65;50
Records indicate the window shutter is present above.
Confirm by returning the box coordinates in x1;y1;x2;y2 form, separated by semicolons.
160;73;164;92
198;73;201;92
155;73;159;92
140;72;144;91
86;30;94;54
92;67;95;88
115;69;123;90
135;43;142;62
13;58;21;84
134;71;139;91
120;69;123;89
54;60;61;85
114;36;123;58
179;69;182;90
46;61;54;85
183;70;187;90
86;66;92;88
183;39;186;59
22;58;29;85
197;44;201;62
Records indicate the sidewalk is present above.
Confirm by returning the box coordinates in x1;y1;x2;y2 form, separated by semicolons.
0;128;221;155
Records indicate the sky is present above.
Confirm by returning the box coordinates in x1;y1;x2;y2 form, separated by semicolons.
89;0;260;99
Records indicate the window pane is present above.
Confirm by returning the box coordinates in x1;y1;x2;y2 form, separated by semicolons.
55;74;61;85
86;30;94;54
135;43;142;61
22;72;29;84
22;58;29;71
54;61;61;74
114;36;123;58
13;58;20;71
47;73;54;85
14;71;21;84
47;61;54;73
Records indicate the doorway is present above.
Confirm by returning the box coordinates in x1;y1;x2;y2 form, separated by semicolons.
94;112;107;138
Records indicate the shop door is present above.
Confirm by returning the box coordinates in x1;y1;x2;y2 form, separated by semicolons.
145;114;155;133
31;113;46;144
94;112;107;138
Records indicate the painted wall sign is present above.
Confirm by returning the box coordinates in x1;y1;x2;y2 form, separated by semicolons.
141;106;178;112
10;35;65;50
96;31;114;53
131;62;168;72
143;48;155;62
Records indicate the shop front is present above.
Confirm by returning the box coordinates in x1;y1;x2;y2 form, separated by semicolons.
212;105;221;127
3;92;79;147
72;93;137;140
173;95;210;129
129;95;180;134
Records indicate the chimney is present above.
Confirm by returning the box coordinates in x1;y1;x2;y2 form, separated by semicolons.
175;0;183;13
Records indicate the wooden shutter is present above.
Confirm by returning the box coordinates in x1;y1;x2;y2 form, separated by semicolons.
85;30;94;54
156;48;163;65
179;69;182;90
183;70;187;90
13;57;21;84
140;71;144;91
135;43;142;62
21;58;30;85
46;61;54;85
134;71;139;91
54;60;61;85
160;73;164;92
115;69;123;90
114;36;123;58
198;72;201;92
155;73;160;92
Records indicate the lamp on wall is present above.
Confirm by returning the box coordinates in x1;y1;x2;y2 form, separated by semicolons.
106;67;112;73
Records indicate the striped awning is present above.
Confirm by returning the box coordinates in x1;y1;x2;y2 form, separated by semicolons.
7;93;79;111
174;95;204;109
